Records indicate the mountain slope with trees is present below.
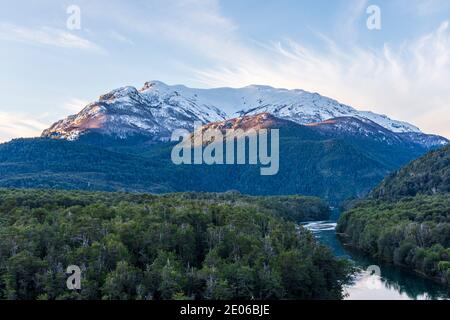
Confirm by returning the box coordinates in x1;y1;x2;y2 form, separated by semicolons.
370;145;450;199
1;113;443;204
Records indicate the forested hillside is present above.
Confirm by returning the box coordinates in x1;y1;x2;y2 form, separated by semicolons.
0;189;350;300
0;132;392;204
371;145;450;199
337;145;450;285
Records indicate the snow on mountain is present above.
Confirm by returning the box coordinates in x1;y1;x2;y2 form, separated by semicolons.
145;82;420;133
230;86;420;133
305;116;449;148
305;116;406;145
398;132;449;148
43;80;424;141
43;82;228;141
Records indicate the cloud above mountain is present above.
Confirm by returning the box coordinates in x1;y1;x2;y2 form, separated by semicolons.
0;112;48;142
0;23;103;52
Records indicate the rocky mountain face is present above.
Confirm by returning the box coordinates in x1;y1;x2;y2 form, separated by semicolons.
42;81;447;149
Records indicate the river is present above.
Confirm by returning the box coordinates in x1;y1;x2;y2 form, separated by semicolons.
303;214;450;300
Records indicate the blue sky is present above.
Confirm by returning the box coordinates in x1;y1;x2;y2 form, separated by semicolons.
0;0;449;141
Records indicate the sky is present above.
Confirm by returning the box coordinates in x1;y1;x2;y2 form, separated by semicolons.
0;0;449;142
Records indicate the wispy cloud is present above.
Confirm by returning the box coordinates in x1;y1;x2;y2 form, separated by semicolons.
93;0;241;62
63;98;89;113
183;12;450;137
0;23;104;52
0;112;48;143
335;0;368;42
403;0;450;16
109;31;134;45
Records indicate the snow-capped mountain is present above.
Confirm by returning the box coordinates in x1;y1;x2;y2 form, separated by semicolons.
42;82;228;141
43;81;441;146
230;87;420;133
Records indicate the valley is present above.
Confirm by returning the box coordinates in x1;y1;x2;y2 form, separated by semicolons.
0;81;448;300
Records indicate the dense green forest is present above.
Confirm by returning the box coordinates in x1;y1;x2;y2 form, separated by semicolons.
0;189;351;300
337;145;450;285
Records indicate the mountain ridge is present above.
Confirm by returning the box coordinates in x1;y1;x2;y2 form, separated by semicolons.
42;81;437;144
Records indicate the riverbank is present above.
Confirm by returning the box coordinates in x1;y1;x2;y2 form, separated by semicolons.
337;233;450;287
337;195;450;287
303;220;450;300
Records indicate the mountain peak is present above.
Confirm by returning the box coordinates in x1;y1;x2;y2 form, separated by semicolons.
140;80;170;92
99;86;140;102
201;112;288;133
